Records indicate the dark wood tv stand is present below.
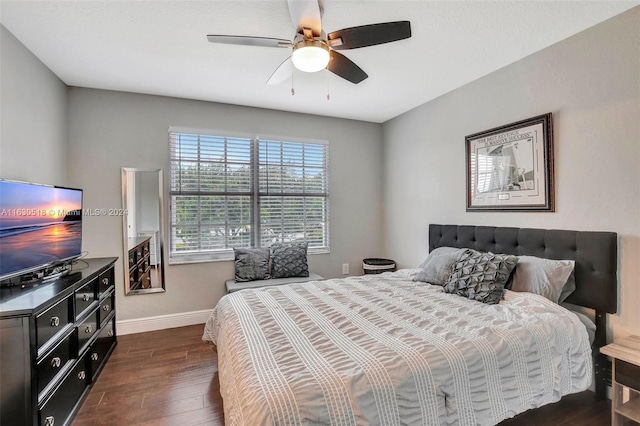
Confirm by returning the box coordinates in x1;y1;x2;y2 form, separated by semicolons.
0;257;118;426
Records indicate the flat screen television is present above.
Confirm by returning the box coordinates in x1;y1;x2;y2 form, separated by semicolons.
0;179;83;282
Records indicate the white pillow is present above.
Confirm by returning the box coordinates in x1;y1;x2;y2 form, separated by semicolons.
510;255;575;303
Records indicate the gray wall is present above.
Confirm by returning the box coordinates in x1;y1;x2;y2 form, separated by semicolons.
66;88;384;320
382;8;640;339
0;25;67;185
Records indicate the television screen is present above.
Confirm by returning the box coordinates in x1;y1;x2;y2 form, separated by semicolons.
0;180;83;281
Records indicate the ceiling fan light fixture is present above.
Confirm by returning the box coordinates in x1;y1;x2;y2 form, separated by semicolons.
291;40;330;73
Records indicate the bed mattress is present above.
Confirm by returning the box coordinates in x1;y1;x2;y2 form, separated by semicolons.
202;270;592;425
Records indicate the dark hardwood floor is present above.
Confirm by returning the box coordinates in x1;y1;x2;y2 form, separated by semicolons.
72;324;223;426
73;324;615;426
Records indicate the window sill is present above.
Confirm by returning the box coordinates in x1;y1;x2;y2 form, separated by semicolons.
169;247;330;265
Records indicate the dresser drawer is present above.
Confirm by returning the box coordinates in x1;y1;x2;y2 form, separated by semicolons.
89;317;116;380
139;269;151;289
615;359;640;391
140;255;150;272
98;292;115;326
37;332;74;400
129;269;136;289
97;268;114;299
75;279;97;320
77;310;99;354
39;358;88;426
36;296;72;354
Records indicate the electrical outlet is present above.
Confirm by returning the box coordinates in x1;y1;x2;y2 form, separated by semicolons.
342;263;349;275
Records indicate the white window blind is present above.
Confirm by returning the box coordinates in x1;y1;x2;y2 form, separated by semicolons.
169;130;329;263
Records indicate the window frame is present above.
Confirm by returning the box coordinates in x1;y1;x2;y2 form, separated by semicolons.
168;127;329;264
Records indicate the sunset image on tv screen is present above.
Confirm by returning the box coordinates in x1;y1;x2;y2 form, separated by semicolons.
0;181;83;279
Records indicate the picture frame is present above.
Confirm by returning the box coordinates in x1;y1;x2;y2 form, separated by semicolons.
466;113;554;212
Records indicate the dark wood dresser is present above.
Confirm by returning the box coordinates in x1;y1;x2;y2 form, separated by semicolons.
0;257;117;426
128;237;151;291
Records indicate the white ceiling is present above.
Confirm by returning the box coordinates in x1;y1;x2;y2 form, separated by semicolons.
1;1;637;123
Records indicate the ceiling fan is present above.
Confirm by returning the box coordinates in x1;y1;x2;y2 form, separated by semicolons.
207;0;411;85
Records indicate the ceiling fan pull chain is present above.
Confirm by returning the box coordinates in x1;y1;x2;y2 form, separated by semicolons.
291;71;295;96
326;71;330;101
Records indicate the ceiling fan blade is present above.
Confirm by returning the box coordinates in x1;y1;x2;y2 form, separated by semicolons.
328;21;411;50
207;35;292;48
287;0;322;37
327;50;368;84
266;57;293;85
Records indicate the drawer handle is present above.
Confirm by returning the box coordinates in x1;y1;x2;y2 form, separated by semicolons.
84;325;93;334
50;316;60;327
44;416;55;426
91;352;99;361
102;278;109;285
82;294;91;302
107;330;114;337
51;357;62;368
78;371;86;380
102;304;110;311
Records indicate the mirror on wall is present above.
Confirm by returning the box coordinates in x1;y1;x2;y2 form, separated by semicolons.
121;168;166;295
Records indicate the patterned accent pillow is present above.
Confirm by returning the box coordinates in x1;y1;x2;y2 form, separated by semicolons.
270;241;309;279
234;248;270;282
443;249;518;304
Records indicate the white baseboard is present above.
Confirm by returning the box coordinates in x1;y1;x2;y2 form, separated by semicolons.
116;309;211;335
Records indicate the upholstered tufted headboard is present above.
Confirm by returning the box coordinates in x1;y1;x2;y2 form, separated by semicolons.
429;224;618;313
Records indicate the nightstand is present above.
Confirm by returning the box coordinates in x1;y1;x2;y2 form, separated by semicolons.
600;335;640;425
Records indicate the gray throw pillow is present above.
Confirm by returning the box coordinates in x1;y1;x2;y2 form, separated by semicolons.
270;241;309;279
510;255;575;303
414;247;467;286
443;249;518;305
234;248;270;282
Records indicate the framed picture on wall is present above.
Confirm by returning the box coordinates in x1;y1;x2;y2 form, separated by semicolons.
466;113;554;211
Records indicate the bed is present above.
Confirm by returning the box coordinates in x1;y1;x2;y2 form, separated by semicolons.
203;224;617;425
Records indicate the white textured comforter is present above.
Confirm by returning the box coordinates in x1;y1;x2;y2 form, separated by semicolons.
202;270;592;426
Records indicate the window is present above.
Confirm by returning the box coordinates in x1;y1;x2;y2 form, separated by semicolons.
169;129;329;263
